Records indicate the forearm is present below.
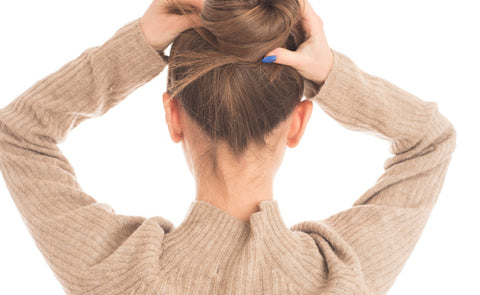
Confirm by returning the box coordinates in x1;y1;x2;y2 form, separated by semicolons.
308;50;453;154
309;49;456;207
0;18;168;147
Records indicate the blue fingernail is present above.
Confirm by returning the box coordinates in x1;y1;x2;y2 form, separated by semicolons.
262;55;277;63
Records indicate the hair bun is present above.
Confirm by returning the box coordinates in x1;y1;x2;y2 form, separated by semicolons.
200;0;303;62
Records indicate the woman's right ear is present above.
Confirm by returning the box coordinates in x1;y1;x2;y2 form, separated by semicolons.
163;92;184;143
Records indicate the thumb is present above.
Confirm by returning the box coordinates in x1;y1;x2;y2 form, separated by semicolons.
262;48;300;68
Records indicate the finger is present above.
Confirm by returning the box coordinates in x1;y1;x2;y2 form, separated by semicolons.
185;0;204;10
175;13;202;32
174;0;204;11
297;0;305;13
303;0;318;21
299;0;321;39
263;48;300;68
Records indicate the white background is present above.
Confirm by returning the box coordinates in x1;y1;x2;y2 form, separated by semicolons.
0;0;478;294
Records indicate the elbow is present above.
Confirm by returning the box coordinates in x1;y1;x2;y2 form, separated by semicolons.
432;106;457;154
444;116;457;154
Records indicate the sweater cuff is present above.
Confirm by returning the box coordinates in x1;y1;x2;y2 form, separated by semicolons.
106;17;169;83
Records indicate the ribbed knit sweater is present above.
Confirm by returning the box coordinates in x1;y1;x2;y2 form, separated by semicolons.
0;18;456;295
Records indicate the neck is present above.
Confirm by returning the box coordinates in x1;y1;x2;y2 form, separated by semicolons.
194;158;275;223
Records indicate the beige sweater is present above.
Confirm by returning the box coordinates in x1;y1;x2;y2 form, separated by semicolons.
0;18;456;295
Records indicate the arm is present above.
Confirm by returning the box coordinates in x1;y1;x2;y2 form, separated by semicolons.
262;4;456;292
0;1;202;291
0;18;169;291
292;49;457;294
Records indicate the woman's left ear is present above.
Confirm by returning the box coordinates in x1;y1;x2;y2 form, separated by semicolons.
286;99;313;148
162;92;184;143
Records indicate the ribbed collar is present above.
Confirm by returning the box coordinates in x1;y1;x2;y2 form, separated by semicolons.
160;199;306;275
164;198;296;242
184;199;276;229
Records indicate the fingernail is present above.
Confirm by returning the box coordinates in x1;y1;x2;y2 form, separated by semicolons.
262;55;277;63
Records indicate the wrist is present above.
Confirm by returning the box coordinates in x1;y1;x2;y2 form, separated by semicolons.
139;17;168;52
314;48;335;85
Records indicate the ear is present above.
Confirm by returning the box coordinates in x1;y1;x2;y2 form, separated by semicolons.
287;100;313;148
162;92;184;143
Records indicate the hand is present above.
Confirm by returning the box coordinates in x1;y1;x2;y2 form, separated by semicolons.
262;0;334;85
139;0;203;52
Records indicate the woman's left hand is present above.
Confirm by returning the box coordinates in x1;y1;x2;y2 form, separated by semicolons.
139;0;203;52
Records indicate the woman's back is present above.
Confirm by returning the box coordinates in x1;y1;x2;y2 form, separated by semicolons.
0;0;456;294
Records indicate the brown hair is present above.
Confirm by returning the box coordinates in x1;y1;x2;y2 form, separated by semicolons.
165;0;306;162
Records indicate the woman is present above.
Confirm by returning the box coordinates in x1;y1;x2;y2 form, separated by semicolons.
0;0;456;294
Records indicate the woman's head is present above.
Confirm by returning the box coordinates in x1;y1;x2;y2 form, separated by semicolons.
163;0;312;177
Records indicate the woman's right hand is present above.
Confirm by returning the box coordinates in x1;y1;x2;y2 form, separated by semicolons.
262;0;334;85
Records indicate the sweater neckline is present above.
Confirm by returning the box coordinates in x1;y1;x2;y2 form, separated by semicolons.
157;199;326;292
161;199;302;265
179;199;288;234
188;199;276;225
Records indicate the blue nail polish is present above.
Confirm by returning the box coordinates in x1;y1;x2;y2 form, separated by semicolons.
262;55;277;63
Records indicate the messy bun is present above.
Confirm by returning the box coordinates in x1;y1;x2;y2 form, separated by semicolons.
166;0;306;161
201;0;304;61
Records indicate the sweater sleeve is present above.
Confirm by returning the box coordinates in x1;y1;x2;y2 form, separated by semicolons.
0;18;169;290
292;50;457;294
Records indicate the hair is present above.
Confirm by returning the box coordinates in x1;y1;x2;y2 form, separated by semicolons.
165;0;306;164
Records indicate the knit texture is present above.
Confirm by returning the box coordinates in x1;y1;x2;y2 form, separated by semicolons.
0;18;456;295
